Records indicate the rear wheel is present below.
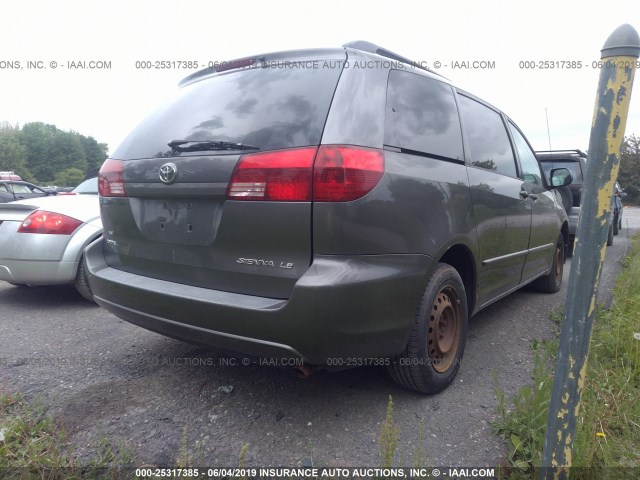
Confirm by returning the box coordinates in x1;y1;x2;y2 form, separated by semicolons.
566;235;575;258
607;223;614;246
388;263;468;394
613;212;619;235
533;233;564;293
74;255;95;303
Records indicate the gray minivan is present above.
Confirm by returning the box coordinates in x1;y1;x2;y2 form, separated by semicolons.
86;42;571;393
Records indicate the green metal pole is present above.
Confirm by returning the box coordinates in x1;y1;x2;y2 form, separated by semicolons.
540;25;640;480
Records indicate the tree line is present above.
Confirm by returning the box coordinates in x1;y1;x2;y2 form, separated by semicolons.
0;121;108;187
620;134;640;205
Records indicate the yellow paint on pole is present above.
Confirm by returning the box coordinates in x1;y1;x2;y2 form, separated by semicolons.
577;360;588;392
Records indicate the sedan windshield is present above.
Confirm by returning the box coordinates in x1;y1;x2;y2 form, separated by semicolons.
73;177;98;194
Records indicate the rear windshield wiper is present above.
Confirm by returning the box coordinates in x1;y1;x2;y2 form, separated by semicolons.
168;139;260;152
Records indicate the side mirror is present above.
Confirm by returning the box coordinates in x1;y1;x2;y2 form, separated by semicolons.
550;168;572;188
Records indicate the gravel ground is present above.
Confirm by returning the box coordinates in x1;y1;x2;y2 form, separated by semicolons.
0;228;633;468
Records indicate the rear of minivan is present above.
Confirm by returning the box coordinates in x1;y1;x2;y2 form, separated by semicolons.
86;48;464;364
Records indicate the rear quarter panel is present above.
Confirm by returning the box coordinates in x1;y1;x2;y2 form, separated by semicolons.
313;151;477;258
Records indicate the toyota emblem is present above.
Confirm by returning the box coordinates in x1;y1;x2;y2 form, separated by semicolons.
159;163;178;184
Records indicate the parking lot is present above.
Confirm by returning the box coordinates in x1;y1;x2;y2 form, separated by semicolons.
0;225;635;467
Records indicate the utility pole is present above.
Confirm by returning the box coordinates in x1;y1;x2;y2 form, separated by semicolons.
540;24;640;480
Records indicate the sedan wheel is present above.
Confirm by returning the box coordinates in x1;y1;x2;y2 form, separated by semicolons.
74;255;95;303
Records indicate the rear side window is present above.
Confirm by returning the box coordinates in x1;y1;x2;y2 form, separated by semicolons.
384;70;463;160
112;60;343;160
508;121;543;186
12;184;36;194
458;95;517;178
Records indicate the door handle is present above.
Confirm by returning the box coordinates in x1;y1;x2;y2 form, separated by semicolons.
520;189;538;201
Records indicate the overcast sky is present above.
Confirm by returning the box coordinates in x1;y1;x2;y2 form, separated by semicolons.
2;0;639;155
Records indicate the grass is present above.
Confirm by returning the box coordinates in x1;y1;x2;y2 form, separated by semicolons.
0;391;73;478
2;390;421;474
0;390;133;479
492;345;555;473
493;233;640;478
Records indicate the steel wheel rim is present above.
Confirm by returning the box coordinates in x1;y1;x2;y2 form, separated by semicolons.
555;243;563;278
428;286;461;373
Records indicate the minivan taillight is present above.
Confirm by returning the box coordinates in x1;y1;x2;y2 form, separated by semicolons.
226;146;384;202
18;211;82;235
313;146;384;202
226;147;316;201
98;159;126;197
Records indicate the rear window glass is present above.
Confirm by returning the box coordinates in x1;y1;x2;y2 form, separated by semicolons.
384;70;463;160
112;60;343;160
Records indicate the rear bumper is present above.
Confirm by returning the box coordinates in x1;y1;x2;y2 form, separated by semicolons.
0;260;78;285
0;220;101;285
85;238;432;364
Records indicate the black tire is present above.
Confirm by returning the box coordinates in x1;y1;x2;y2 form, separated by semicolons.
566;235;575;258
533;233;564;293
388;263;468;394
613;213;619;236
606;223;614;246
74;255;95;303
558;187;573;214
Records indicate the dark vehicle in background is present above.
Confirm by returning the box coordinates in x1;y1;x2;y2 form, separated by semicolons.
86;42;571;393
537;149;619;247
613;181;624;234
0;180;56;203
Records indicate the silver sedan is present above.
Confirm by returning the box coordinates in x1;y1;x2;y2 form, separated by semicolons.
0;177;101;301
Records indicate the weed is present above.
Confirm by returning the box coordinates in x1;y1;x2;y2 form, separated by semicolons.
175;425;205;470
378;395;400;469
412;417;429;469
238;443;250;480
492;350;554;472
